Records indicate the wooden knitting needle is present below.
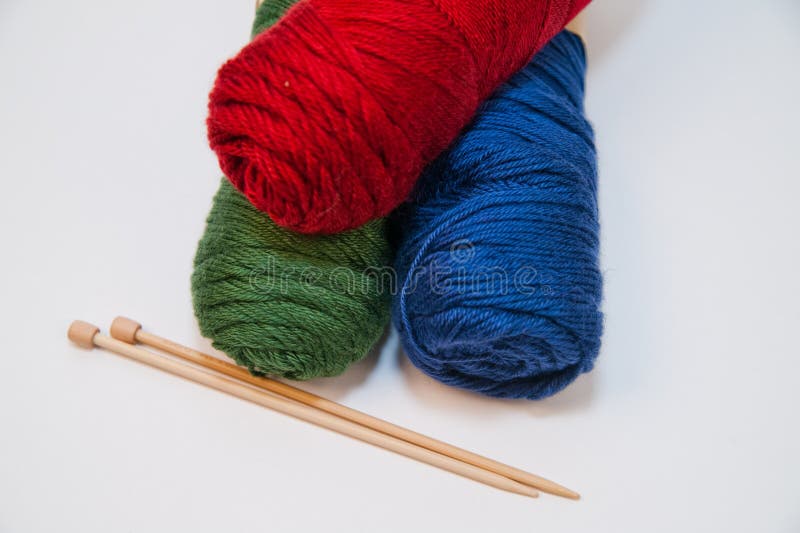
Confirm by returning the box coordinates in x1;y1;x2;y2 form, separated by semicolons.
110;317;579;499
69;321;538;498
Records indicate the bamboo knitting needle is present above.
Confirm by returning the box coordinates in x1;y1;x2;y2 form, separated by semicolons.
69;321;539;498
110;317;579;499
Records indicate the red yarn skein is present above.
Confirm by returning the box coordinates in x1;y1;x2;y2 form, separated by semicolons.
208;0;590;234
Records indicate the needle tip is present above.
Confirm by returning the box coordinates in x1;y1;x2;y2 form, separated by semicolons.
548;485;580;500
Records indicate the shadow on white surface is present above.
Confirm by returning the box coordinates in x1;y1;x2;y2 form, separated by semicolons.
298;326;389;400
188;319;388;402
394;344;597;416
585;0;648;64
189;318;599;416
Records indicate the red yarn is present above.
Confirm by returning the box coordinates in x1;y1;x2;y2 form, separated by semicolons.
208;0;590;234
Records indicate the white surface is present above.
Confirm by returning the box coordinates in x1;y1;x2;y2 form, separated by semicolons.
1;0;799;531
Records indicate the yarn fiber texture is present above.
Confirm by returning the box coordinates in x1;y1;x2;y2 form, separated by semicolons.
192;1;392;381
208;0;591;234
392;31;603;400
193;180;391;379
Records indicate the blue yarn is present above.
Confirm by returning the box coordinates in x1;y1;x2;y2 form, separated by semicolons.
391;31;603;400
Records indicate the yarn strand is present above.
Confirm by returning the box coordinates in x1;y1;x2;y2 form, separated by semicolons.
208;0;591;233
192;0;393;380
392;31;603;399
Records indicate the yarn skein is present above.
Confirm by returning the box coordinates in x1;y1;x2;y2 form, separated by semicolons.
192;1;392;381
392;31;603;400
207;0;591;234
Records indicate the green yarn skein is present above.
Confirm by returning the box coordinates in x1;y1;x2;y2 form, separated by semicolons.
192;1;392;380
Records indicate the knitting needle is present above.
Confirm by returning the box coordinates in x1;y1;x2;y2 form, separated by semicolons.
69;321;538;498
110;317;579;499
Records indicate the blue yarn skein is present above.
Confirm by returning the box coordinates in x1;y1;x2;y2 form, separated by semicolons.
392;31;602;400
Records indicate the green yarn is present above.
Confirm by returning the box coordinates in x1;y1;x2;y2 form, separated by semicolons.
251;0;296;37
192;2;392;380
193;180;391;380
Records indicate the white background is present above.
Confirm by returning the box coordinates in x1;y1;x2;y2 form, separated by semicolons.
1;1;799;531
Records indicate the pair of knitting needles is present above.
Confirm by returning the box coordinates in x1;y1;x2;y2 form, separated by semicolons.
68;318;578;499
